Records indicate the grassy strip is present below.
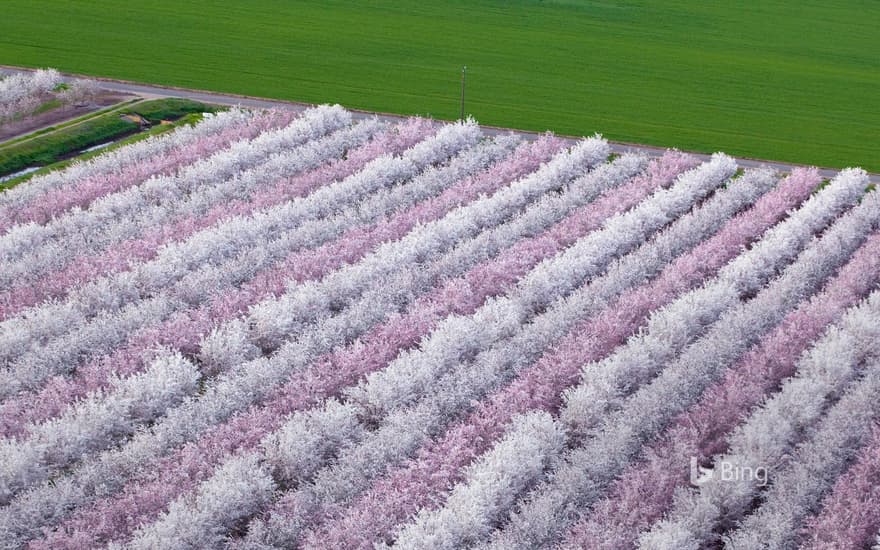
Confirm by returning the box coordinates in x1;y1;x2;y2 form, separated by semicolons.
32;98;63;115
0;99;215;180
0;98;142;148
0;116;139;177
0;99;61;129
0;112;205;191
123;98;214;124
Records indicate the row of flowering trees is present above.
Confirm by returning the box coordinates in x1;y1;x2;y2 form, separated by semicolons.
1;103;879;549
0;69;100;124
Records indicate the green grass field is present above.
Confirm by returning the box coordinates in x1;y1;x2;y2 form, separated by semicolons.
1;1;878;171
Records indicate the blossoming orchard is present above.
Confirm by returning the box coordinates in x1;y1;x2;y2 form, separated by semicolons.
0;96;879;549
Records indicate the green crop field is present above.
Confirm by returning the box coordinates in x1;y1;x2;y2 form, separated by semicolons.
1;1;878;171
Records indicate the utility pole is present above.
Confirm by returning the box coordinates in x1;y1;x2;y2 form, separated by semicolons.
460;65;467;120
